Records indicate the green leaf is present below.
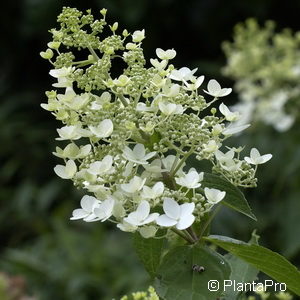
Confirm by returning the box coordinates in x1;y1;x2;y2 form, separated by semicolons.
133;232;165;278
154;245;231;300
205;235;300;296
202;173;256;221
223;231;260;299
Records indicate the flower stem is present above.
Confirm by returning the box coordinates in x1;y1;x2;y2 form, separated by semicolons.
170;148;194;177
171;228;194;244
198;204;221;240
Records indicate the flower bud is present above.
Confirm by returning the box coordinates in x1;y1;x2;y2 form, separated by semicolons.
100;8;107;16
40;49;54;60
47;41;61;50
110;22;118;32
122;29;129;37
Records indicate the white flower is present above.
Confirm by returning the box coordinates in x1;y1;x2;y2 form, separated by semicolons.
204;188;226;205
122;143;156;165
219;103;240;121
158;102;184;116
151;74;167;88
156;198;195;230
87;155;114;176
175;169;203;189
203;140;219;153
222;159;242;172
56;125;82;140
89;119;113;138
141;182;164;199
156;48;176;60
184;76;205;91
66;93;90;110
49;67;74;88
92;197;115;222
162;84;180;97
70;195;100;221
56;87;76;103
53;143;91;159
169;67;198;82
212;124;223;136
244;148;272;165
132;29;145;42
49;67;74;78
222;123;250;135
203;79;232;97
150;58;168;71
215;149;234;164
121;176;146;194
54;160;77;179
215;150;242;171
90;92;111;110
123;200;159;227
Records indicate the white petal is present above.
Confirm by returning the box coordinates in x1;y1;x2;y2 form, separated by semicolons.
54;165;69;179
156;48;164;59
223;124;250;135
70;209;89;220
100;119;113;137
153;182;164;195
208;79;221;94
260;154;272;163
142;213;159;225
219;88;232;97
244;156;253;164
176;214;195;230
133;144;146;159
143;151;157;161
136;200;150;220
124;212;142;226
80;195;98;212
156;215;178;227
219;103;230;116
180;203;195;218
163;198;180;220
65;160;77;177
250;148;260;160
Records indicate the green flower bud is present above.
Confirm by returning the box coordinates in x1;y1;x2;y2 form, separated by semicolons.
40;49;54;59
110;22;118;32
122;29;129;37
47;41;61;49
100;8;107;16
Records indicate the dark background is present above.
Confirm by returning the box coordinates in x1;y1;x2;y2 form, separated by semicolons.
1;0;300;299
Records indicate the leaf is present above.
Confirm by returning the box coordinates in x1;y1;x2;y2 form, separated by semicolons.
154;245;231;300
205;235;300;296
223;231;260;299
133;232;165;278
202;173;256;221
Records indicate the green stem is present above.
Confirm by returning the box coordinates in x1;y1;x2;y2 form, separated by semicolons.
186;227;198;242
198;204;222;240
87;45;100;61
171;228;194;244
170;148;194;177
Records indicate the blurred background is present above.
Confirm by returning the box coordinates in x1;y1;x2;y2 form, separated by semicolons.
1;0;300;299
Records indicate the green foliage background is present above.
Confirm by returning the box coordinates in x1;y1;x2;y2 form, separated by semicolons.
0;0;299;299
